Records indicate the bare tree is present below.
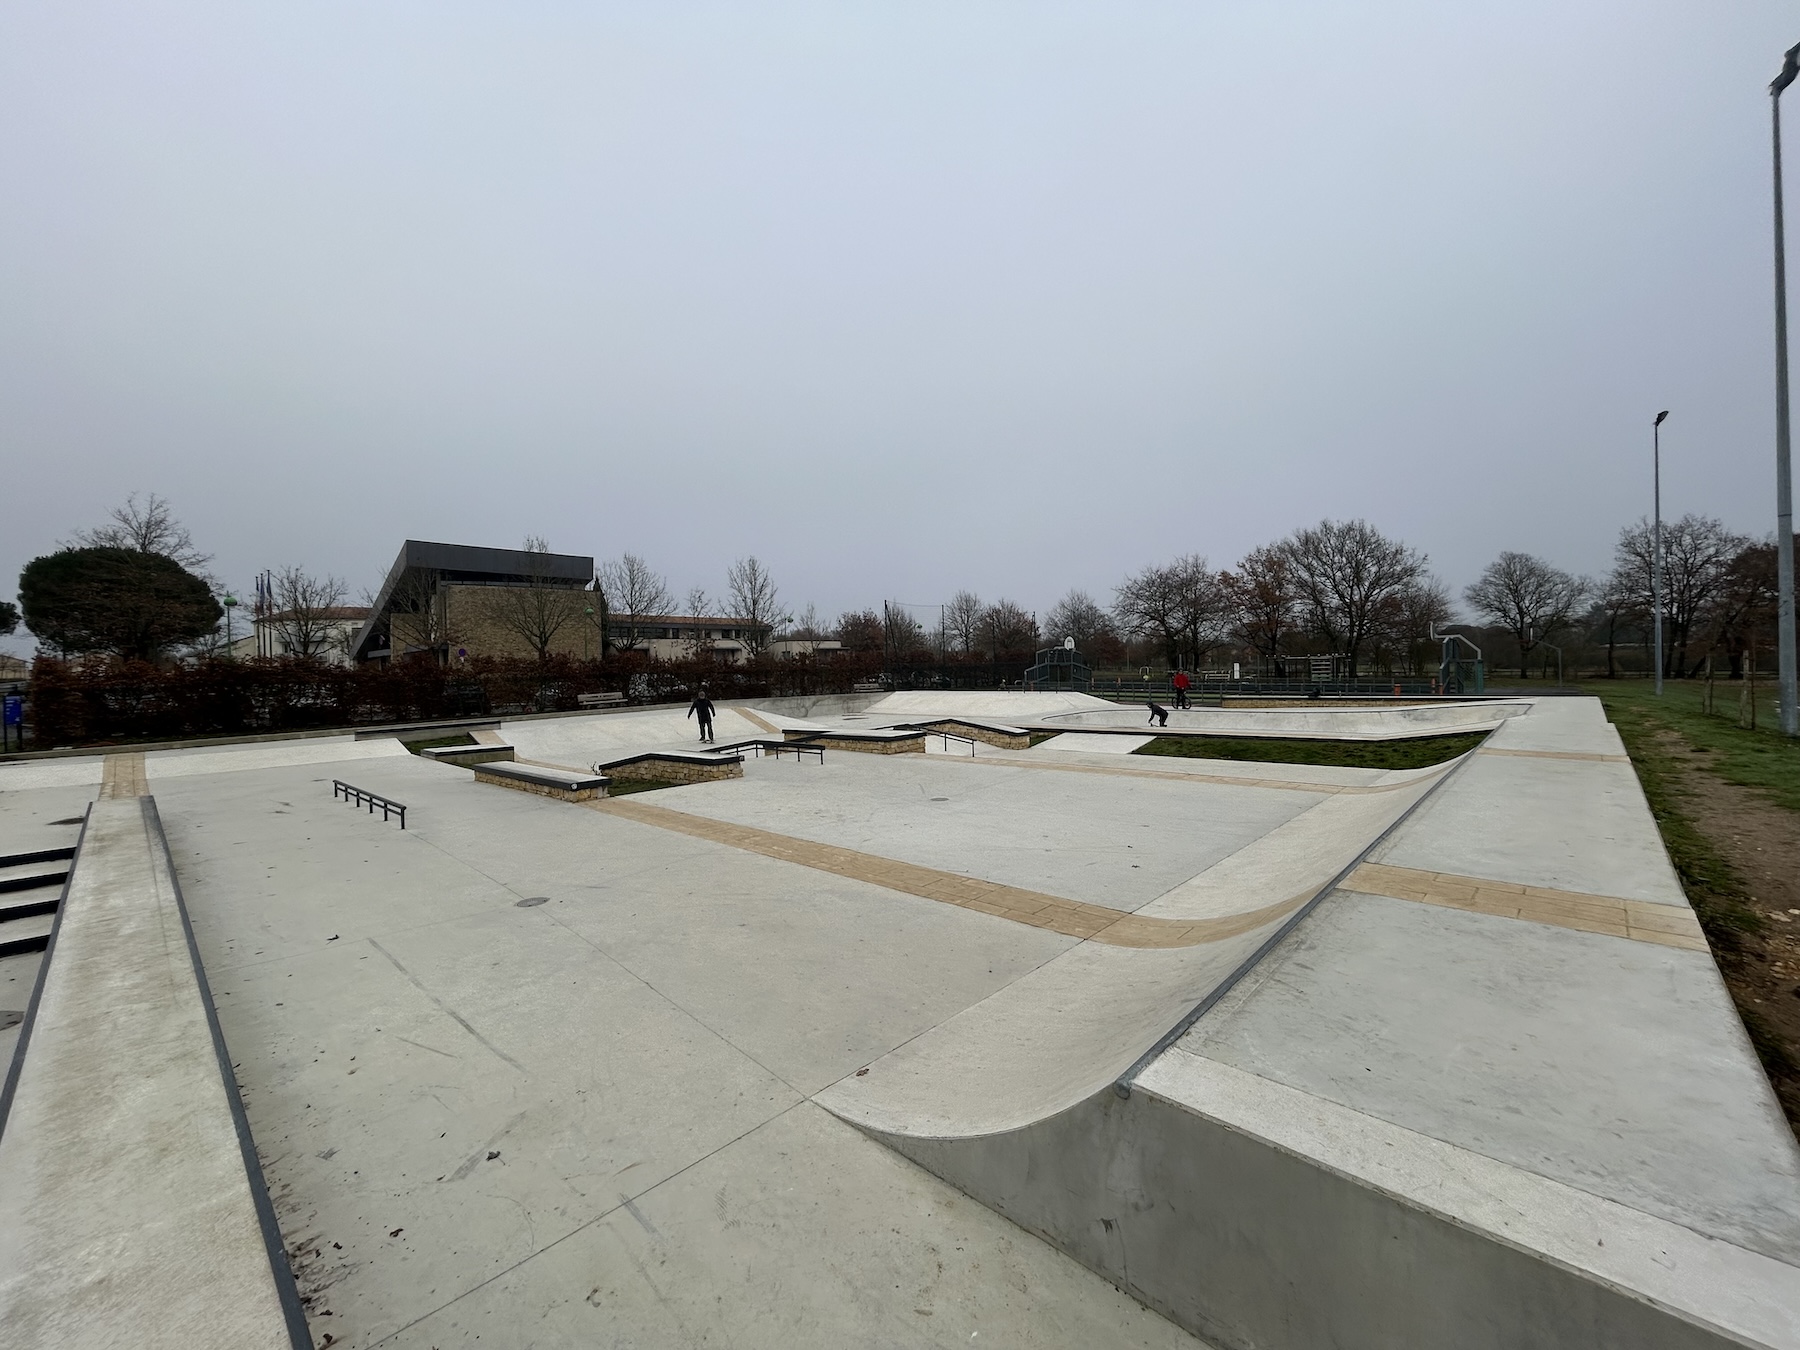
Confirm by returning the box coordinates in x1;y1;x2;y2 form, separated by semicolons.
1222;545;1297;672
1374;577;1453;676
69;493;211;570
480;536;587;661
1463;552;1589;678
1611;515;1747;678
883;604;930;660
978;599;1038;657
384;567;455;661
267;567;350;659
835;609;884;652
943;591;984;653
680;586;716;659
1113;556;1223;668
786;602;827;641
1044;590;1112;650
598;554;674;653
1281;519;1429;679
725;556;791;656
1113;563;1184;666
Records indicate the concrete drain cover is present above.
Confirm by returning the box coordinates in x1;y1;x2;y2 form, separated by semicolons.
516;896;549;908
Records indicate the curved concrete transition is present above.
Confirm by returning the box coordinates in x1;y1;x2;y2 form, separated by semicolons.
814;696;1800;1350
814;764;1449;1137
1037;697;1530;740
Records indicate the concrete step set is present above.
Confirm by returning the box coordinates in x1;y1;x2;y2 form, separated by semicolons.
0;692;1794;1348
0;848;71;958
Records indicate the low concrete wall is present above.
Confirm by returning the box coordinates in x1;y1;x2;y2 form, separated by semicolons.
474;765;607;802
783;730;926;755
0;798;308;1349
875;1084;1755;1350
603;755;744;785
914;719;1030;750
420;744;515;767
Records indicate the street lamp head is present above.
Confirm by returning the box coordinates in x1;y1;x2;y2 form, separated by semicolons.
1775;42;1800;96
1654;410;1669;426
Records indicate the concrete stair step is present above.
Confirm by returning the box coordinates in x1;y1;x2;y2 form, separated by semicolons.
0;911;55;958
0;892;59;924
0;864;69;894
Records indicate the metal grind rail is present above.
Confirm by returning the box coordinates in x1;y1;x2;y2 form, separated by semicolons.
925;729;977;756
332;780;407;829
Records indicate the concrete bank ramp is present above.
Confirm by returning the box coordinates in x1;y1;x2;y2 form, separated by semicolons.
498;705;772;766
0;798;306;1349
825;698;1800;1349
817;760;1451;1138
1044;698;1528;740
864;690;1120;721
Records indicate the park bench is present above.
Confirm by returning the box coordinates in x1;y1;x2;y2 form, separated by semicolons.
576;691;628;710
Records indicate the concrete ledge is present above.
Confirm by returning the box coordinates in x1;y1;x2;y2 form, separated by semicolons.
419;743;516;767
897;718;1031;749
474;761;610;802
0;797;308;1349
595;751;745;785
783;728;926;755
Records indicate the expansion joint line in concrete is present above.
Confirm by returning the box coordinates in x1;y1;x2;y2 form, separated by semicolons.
933;752;1437;796
586;797;1303;949
99;753;147;799
1344;862;1709;950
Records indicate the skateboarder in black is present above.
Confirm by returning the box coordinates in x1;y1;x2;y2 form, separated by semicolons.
1146;700;1169;727
688;688;716;743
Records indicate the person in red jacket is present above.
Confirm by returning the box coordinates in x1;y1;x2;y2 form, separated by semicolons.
1172;668;1191;710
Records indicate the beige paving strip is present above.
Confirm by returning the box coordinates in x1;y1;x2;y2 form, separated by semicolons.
734;707;782;735
1345;861;1707;951
589;797;1306;948
471;729;507;746
99;753;147;799
1477;747;1629;764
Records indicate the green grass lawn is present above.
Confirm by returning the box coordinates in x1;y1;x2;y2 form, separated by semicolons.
1580;680;1800;813
1132;731;1486;770
604;776;676;796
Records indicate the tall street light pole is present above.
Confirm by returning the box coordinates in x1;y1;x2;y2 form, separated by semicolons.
1654;410;1668;696
1772;43;1800;736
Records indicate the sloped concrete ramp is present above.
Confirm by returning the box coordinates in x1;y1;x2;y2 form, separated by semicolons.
819;698;1800;1349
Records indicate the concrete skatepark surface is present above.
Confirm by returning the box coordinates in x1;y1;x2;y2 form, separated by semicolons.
0;692;1795;1348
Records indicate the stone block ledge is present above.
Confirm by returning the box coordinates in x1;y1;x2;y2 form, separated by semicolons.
474;761;610;802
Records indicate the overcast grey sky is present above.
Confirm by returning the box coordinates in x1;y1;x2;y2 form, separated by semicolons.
2;2;1795;651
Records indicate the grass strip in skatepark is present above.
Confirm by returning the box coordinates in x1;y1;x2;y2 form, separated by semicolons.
1132;731;1486;770
603;777;679;797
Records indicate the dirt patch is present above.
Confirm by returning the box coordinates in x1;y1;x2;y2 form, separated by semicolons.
1651;728;1800;1130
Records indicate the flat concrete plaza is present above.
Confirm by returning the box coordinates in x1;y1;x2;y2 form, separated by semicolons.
0;692;1796;1349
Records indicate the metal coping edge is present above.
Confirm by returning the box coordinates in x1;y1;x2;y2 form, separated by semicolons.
0;807;88;1141
142;796;314;1350
1112;740;1486;1098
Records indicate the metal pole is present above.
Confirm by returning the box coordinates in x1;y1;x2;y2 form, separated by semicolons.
1774;44;1800;735
1653;413;1665;696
